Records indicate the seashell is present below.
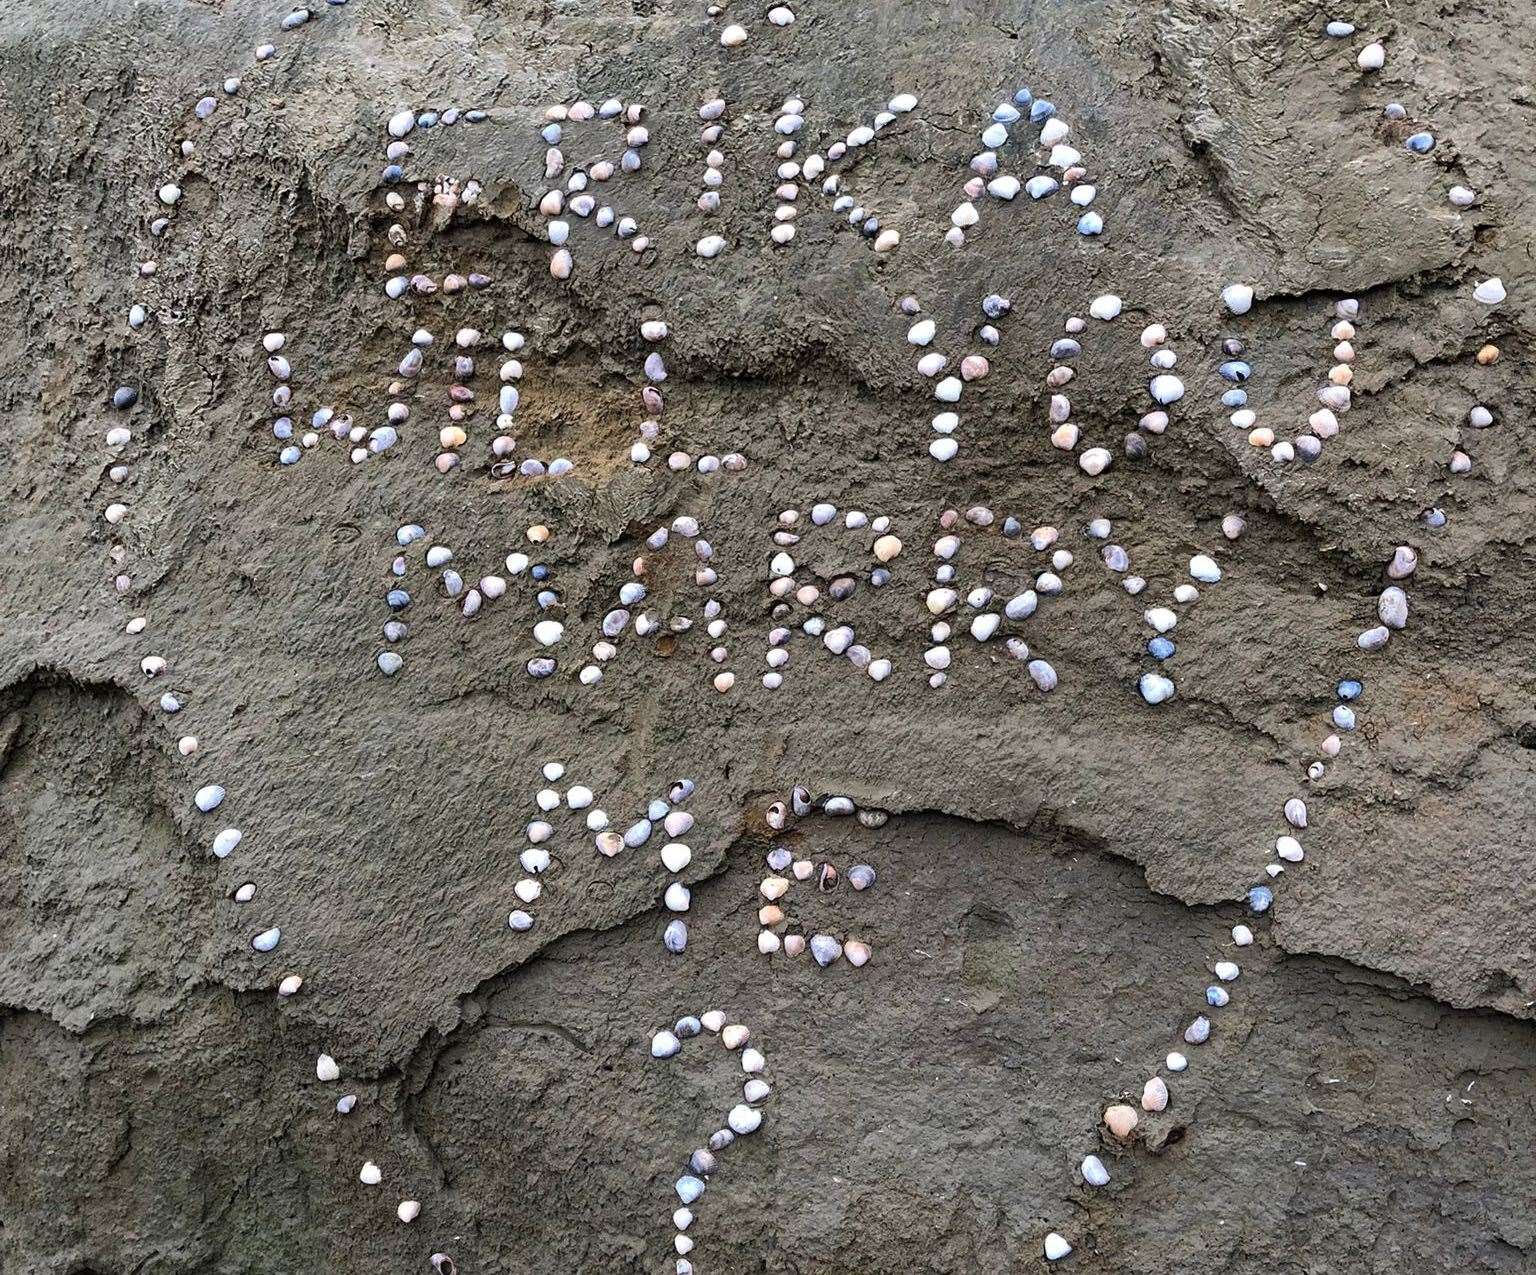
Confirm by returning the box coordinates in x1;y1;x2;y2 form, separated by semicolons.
1189;554;1221;583
728;1104;762;1135
360;1160;381;1185
664;920;688;952
844;940;871;967
760;876;790;901
817;863;839;892
397;1200;420;1224
1141;1076;1168;1111
722;1024;750;1050
252;927;281;952
810;934;843;966
701;1011;725;1033
1221;283;1254;314
1104;1104;1139;1139
1284;798;1307;828
597;831;624;857
1081;1155;1110;1187
1045;1233;1072;1262
1387;545;1418;579
194;785;225;812
651;1030;682;1059
661;842;691;873
740;1048;765;1074
784;934;806;957
664;882;691;912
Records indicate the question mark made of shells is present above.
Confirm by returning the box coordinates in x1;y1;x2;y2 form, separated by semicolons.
648;1011;772;1272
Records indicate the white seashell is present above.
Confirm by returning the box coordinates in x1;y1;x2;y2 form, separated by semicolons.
213;828;242;858
316;1054;340;1082
278;975;302;996
695;235;728;258
727;1103;762;1134
397;1200;421;1224
1357;41;1385;70
721;1024;749;1049
1473;277;1506;305
1221;282;1254;314
1088;294;1122;320
1081;1155;1110;1187
1045;1233;1072;1261
662;842;692;872
664;882;691;912
1079;447;1112;476
360;1160;382;1185
1189;554;1221;582
701;1011;725;1033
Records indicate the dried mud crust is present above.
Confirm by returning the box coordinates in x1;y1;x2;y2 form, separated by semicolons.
0;0;1533;1271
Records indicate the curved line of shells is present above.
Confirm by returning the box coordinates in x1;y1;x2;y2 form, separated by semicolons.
647;1011;772;1274
111;2;452;1259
